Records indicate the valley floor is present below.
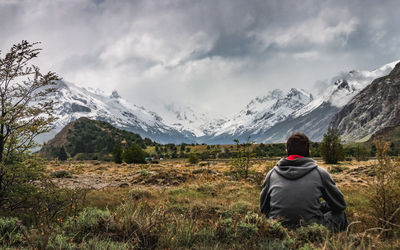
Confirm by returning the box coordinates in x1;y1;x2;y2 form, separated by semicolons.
38;158;400;249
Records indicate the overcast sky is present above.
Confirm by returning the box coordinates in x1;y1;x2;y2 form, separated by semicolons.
1;0;399;116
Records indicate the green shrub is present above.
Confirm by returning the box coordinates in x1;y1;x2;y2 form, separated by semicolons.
296;223;329;243
83;237;132;249
47;234;133;250
188;153;199;164
230;138;254;179
50;169;72;178
0;217;26;247
320;128;344;164
216;217;234;240
264;219;287;240
112;144;123;164
122;143;146;164
57;147;68;161
47;234;76;250
62;207;111;243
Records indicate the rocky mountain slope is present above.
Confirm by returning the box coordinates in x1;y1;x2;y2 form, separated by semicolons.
254;60;399;142
330;61;400;142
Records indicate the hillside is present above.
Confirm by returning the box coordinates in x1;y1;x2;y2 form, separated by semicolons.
40;117;155;160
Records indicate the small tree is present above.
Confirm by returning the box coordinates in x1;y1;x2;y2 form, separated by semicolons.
188;152;199;164
320;128;344;164
231;137;254;179
112;144;123;164
122;143;146;164
0;41;60;209
369;140;400;236
57;147;68;161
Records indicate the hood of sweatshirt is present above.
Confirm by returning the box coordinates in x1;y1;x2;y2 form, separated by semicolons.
274;157;318;180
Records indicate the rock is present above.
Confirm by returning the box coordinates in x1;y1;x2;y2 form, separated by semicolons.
119;183;129;188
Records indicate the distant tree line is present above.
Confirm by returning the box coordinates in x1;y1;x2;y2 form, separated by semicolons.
43;119;400;163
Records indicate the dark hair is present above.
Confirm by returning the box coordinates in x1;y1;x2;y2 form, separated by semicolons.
286;132;310;157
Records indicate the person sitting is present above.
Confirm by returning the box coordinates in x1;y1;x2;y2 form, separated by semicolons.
260;132;348;231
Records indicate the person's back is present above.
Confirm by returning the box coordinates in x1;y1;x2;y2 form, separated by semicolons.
260;132;348;231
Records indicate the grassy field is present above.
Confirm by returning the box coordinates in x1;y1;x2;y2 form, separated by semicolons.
2;158;399;249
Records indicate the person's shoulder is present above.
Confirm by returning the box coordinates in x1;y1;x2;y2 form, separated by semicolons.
315;165;329;175
266;166;277;177
315;165;336;182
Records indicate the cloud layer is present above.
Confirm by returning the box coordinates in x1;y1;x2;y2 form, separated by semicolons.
1;0;399;116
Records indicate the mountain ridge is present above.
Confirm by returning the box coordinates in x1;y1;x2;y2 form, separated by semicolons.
330;61;400;142
39;59;400;144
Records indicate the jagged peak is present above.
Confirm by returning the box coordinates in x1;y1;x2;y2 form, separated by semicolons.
286;88;312;100
110;90;121;99
247;89;284;108
389;61;400;77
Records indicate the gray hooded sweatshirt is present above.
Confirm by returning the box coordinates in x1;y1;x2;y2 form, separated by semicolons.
260;157;346;227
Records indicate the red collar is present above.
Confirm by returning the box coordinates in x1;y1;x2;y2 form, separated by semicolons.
286;155;304;160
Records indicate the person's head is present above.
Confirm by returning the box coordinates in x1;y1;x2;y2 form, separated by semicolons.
286;132;310;157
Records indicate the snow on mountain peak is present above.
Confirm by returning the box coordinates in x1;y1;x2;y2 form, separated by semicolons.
160;103;227;137
214;88;312;136
36;80;197;144
293;60;400;118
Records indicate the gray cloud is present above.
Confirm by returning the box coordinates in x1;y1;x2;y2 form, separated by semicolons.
1;0;400;116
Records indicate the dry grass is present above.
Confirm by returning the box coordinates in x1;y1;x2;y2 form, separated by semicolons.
35;158;400;249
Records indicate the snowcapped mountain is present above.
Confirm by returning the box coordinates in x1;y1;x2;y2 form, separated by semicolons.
330;61;400;142
38;60;400;145
203;88;313;143
293;60;400;118
158;103;227;137
36;80;196;144
256;60;400;142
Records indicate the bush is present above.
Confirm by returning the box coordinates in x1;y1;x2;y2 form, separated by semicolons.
369;140;400;237
57;147;68;161
188;153;199;164
295;223;329;243
320;129;344;164
62;207;111;243
112;144;123;164
50;169;72;178
122;144;146;164
230;138;254;179
0;158;45;212
0;217;26;247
